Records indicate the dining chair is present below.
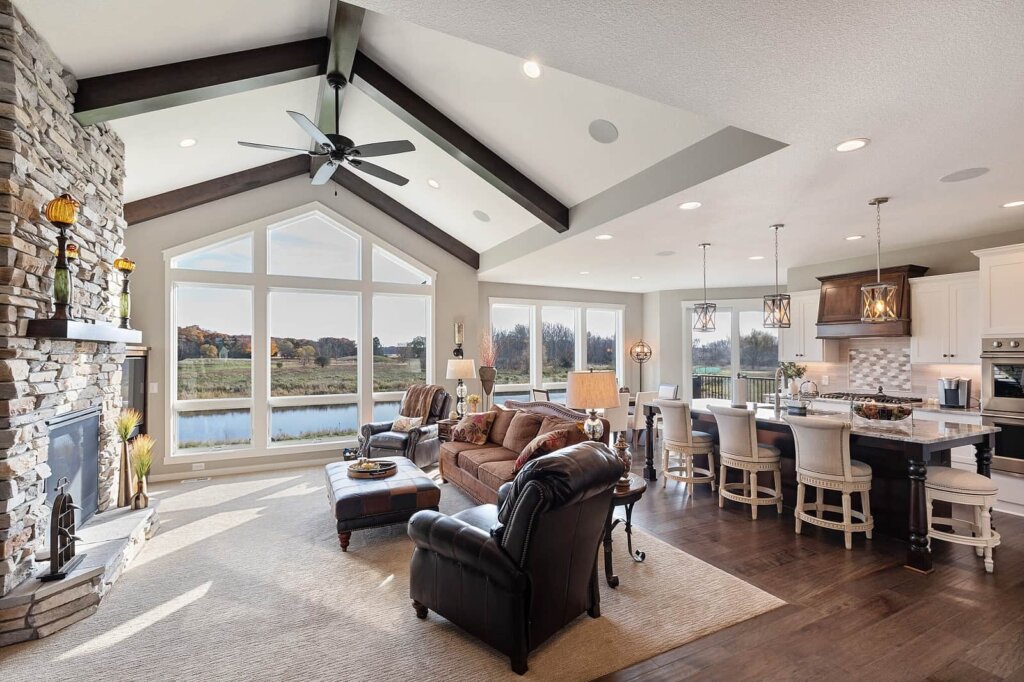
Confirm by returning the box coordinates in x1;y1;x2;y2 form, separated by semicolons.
531;388;551;402
657;384;679;399
601;392;631;440
630;391;659;447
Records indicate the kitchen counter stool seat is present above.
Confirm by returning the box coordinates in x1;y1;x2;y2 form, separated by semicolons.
656;399;716;491
787;415;874;550
925;467;1000;573
709;405;783;519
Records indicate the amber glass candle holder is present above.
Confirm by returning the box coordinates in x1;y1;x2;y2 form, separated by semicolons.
114;257;136;329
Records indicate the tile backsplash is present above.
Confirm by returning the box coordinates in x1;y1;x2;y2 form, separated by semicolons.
849;339;911;392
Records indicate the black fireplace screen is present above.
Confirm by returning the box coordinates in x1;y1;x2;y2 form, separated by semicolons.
46;407;100;525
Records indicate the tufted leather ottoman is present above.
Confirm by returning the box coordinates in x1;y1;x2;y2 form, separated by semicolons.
325;456;441;551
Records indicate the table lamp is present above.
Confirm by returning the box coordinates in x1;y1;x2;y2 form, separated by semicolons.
446;358;477;417
566;370;620;441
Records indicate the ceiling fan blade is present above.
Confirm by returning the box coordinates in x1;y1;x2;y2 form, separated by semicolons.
286;111;333;150
347;159;409;186
348;140;415;158
238;141;322;154
311;160;338;186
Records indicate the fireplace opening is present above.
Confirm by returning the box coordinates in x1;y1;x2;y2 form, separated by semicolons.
45;407;101;525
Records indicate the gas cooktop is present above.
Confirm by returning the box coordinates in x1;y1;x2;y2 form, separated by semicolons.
818;390;924;405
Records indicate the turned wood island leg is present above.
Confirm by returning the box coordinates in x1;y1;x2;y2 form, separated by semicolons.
643;407;657;481
975;438;993;478
906;454;932;572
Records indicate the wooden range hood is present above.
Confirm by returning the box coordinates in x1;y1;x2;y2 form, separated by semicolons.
816;265;929;338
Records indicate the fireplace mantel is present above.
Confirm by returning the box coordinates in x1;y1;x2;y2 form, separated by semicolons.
26;319;142;344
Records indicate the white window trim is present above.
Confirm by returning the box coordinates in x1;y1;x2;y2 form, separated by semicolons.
488;297;626;396
164;202;435;465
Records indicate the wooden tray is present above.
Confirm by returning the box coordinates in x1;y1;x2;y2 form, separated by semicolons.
347;460;398;480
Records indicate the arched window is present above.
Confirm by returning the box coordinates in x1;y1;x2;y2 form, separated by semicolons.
166;204;435;459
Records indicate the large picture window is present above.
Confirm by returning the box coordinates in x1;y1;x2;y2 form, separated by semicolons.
490;299;624;404
684;301;778;401
167;205;435;459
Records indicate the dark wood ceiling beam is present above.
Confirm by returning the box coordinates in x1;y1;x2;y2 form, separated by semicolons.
124;156;311;225
315;1;365;134
328;163;480;269
351;51;570;233
74;38;330;125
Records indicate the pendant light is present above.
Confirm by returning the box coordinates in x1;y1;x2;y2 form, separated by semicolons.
763;224;791;328
693;243;716;332
861;197;898;323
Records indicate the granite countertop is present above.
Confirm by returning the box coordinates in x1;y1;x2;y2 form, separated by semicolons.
689;399;999;445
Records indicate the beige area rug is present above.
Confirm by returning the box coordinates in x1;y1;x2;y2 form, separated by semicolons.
0;466;783;681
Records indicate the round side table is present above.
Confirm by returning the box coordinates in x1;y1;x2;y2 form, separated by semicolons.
603;472;647;588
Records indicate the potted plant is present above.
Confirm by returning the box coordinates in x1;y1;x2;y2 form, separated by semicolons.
115;408;142;508
130;434;155;510
466;394;481;413
478;332;497;408
779;362;807;397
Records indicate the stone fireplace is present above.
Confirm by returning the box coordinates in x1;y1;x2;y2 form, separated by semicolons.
0;0;136;623
45;407;101;525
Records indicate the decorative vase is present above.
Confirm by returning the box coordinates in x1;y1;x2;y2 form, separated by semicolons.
613;433;632;486
479;366;496;407
117;441;133;508
131;477;149;510
789;379;800;397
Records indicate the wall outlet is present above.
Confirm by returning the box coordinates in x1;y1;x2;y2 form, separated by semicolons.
821;375;830;386
149;382;159;394
191;463;205;471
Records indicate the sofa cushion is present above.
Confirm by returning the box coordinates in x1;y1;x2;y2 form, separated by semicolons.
478;459;516;493
514;429;571;472
538;417;588;445
452;411;496;445
488;405;517;445
368;431;409;450
459;447;518;478
442;440;498;457
502;411;545;453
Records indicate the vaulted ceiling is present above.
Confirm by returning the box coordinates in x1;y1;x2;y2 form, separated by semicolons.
16;1;1024;292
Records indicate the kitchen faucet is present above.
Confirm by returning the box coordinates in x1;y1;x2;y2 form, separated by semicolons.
774;364;785;418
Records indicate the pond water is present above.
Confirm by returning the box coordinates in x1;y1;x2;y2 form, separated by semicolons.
176;401;402;450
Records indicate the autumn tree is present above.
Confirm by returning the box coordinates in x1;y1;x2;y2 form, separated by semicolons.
199;343;218;359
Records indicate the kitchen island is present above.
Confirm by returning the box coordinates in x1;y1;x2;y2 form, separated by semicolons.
643;398;999;572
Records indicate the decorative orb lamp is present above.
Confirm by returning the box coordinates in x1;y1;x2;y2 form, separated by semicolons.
629;340;653;391
566;370;620;442
114;257;136;329
43;194;81;321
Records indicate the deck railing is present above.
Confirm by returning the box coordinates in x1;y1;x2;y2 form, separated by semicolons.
691;375;777;402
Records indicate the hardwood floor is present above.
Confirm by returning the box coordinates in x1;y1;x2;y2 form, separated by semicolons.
602;447;1024;681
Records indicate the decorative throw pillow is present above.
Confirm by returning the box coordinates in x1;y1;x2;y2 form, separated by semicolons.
392;416;423;433
514;429;570;472
452;411;496;445
538;417;588;445
502;411;545;453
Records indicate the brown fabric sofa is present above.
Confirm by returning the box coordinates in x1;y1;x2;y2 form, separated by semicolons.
439;400;610;504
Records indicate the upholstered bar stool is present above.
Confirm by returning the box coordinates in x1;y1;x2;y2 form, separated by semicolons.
655;399;715;491
709;405;782;519
787;416;874;550
925;467;1000;573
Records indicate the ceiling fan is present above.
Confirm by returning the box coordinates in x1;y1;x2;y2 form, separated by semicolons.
238;73;415;186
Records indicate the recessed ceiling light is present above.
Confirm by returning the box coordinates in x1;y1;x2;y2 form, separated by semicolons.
678;201;702;210
940;167;989;183
588;119;619;144
179;138;197;148
578;270;589;275
835;138;869;152
427;178;440;189
748;255;765;260
1003;200;1024;208
845;234;864;241
631;275;642;280
595;234;613;240
522;61;542;79
656;250;676;257
472;210;491;222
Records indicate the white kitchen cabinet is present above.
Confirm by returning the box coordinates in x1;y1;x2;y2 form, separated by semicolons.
974;244;1024;336
778;290;840;363
910;272;980;364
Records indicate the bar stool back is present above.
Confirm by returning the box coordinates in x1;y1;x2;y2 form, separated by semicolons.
787;415;873;550
709;405;782;519
656;399;715;490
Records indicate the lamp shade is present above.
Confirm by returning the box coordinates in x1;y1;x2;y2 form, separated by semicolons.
446;358;476;380
565;370;620;410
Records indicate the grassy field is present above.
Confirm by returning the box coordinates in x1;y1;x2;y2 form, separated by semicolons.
177;357;426;399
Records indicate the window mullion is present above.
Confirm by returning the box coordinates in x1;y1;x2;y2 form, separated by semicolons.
578;307;588;370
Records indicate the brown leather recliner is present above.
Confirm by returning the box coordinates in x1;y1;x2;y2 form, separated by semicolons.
359;385;452;467
407;442;623;675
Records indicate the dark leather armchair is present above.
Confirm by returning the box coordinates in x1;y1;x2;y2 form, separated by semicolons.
408;442;623;675
359;386;451;467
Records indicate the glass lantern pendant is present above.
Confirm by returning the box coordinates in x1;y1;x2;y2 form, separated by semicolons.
861;197;898;323
693;243;716;332
763;224;791;328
